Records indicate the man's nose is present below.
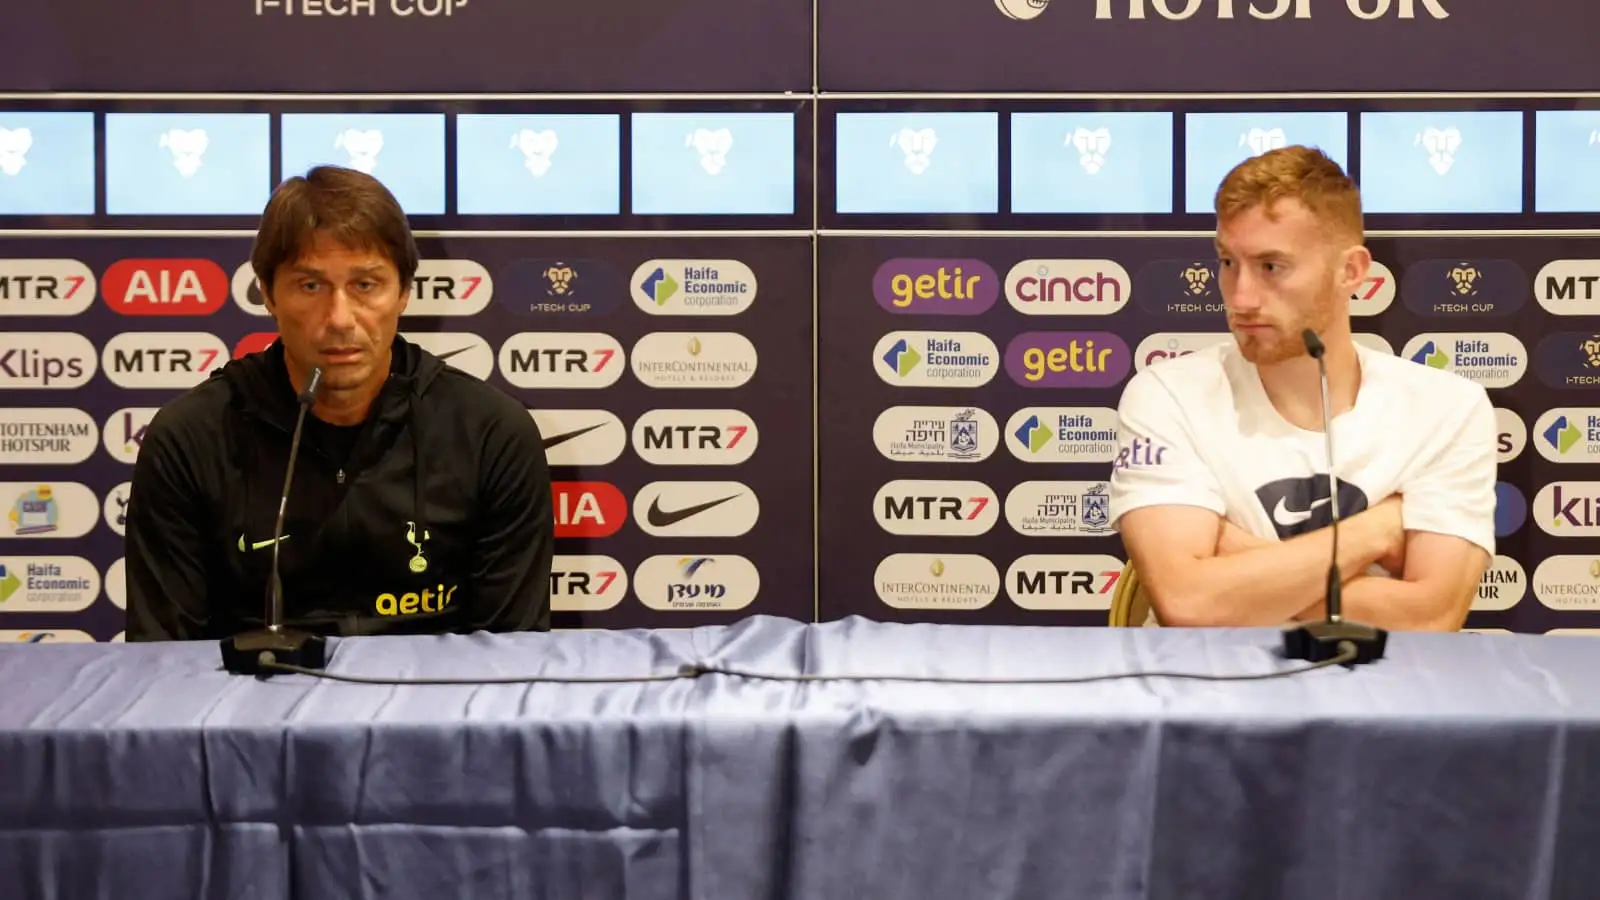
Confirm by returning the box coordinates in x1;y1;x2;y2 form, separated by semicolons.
326;287;358;329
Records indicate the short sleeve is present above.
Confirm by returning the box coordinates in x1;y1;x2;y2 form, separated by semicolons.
1108;369;1227;530
1399;386;1497;556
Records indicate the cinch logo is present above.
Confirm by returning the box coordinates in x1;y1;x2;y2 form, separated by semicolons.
402;259;494;317
1133;259;1222;318
0;409;96;466
0;556;101;612
1535;260;1600;316
498;332;625;389
1401;332;1527;389
874;332;1001;388
230;262;270;317
1531;332;1600;392
0;333;96;390
633;554;761;612
1004;480;1115;537
631;259;759;316
102;332;227;390
630;332;758;389
550;555;629;612
1003;331;1130;388
1134;332;1233;371
531;409;627;468
872;406;999;464
1003;259;1130;316
1349;261;1397;316
101;259;227;316
498;259;624;318
1532;408;1600;463
375;582;459;617
3;482;98;539
552;481;627;538
1004;406;1120;464
0;260;97;316
1534;481;1600;536
233;332;277;359
103;407;159;465
873;259;999;316
1400;259;1527;318
873;479;1000;537
401;332;494;381
631;409;759;466
873;553;999;611
1496;407;1527;463
633;481;760;537
1005;554;1125;611
1092;0;1449;20
1531;556;1600;611
1473;554;1526;612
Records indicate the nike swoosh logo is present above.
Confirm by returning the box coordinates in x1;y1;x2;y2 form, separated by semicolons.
542;422;606;450
646;494;739;528
437;346;473;361
237;534;290;552
1271;496;1330;528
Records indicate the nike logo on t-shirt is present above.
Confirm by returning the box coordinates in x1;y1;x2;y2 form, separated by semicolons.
542;422;606;450
1272;496;1330;527
237;534;290;552
646;494;739;528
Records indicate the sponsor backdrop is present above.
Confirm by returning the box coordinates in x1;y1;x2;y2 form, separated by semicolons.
3;0;1599;639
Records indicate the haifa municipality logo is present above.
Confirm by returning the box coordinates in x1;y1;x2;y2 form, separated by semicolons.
995;0;1050;19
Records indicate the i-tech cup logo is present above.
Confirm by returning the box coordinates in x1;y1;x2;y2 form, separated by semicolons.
511;129;558;178
159;128;208;177
552;481;627;538
404;260;494;317
499;259;624;318
0;333;97;390
631;333;758;389
1416;125;1462;175
1004;481;1115;537
1004;260;1130;316
1533;332;1600;390
0;409;96;466
1533;408;1600;463
1004;332;1130;388
1532;556;1600;611
103;407;159;465
873;259;999;316
1401;333;1527;389
400;332;494;381
0;126;32;175
874;479;1000;537
890;127;937;175
1068;127;1111;174
687;128;734;175
0;556;102;612
631;409;758;466
632;260;759;316
874;553;999;611
1496;407;1527;463
102;332;227;390
1534;482;1600;537
995;0;1050;20
0;260;97;316
334;129;384;174
872;406;999;463
1006;554;1125;611
1350;261;1397;316
875;332;1000;388
102;259;228;316
1401;259;1528;318
1473;555;1526;612
634;554;761;612
532;409;627;467
3;483;98;539
1135;332;1233;371
549;555;627;612
1134;260;1223;318
1535;260;1600;315
499;333;625;389
1006;407;1121;463
633;481;759;537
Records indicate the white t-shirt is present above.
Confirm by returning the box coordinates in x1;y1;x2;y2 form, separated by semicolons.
1108;339;1498;559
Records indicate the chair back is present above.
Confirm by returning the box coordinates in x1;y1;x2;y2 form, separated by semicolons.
1107;560;1159;627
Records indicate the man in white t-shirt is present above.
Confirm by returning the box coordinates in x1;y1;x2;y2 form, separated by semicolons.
1108;145;1496;631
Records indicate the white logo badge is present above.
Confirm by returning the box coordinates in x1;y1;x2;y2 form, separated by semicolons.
631;409;759;466
105;557;126;610
511;129;558;177
405;259;494;317
2;482;99;539
0;409;97;466
1240;127;1287;155
1416;126;1462;175
334;129;384;174
630;333;758;390
1068;127;1111;174
159;128;208;177
995;0;1051;20
891;127;938;175
874;553;999;610
0;556;102;612
549;555;628;612
531;409;627;467
102;332;228;390
874;331;1000;388
0;127;32;176
633;481;760;538
498;332;626;390
1531;556;1600;610
686;128;733;175
1474;554;1526;612
0;333;97;390
874;479;1000;537
633;554;760;612
401;332;494;381
1006;554;1126;611
872;406;999;464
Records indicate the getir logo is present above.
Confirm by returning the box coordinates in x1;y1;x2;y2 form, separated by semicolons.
1003;331;1130;388
552;481;627;538
101;259;227;316
631;409;758;466
874;553;999;610
1534;482;1600;537
633;554;761;612
0;260;97;316
874;479;1000;536
550;555;628;612
499;332;625;389
102;332;227;389
375;582;459;617
1005;554;1125;611
0;333;97;390
402;259;494;316
873;259;999;316
1004;259;1131;316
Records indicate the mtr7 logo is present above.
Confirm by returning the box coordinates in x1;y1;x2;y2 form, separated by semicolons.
874;480;1001;536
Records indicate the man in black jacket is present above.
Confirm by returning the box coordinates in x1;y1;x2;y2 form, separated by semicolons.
125;165;555;641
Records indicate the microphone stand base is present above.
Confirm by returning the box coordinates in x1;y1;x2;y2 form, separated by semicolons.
220;629;328;676
1283;619;1388;666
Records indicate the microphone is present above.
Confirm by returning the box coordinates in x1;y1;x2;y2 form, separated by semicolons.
1282;329;1388;666
220;366;330;676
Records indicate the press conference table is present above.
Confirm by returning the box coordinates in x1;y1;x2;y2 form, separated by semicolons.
3;616;1598;900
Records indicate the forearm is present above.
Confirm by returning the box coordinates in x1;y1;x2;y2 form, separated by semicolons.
1296;576;1470;631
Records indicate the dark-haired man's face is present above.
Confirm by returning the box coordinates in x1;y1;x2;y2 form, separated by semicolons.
263;230;409;398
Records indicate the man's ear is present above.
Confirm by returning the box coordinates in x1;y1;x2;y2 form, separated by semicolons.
1339;243;1373;297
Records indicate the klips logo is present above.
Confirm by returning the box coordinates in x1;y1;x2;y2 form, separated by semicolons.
1534;260;1600;316
1005;554;1125;611
633;554;761;612
873;259;999;316
102;259;227;316
874;479;1000;537
631;409;759;466
1533;332;1600;391
1003;331;1130;388
532;410;627;467
103;408;159;465
633;481;760;537
0;260;97;316
401;332;494;381
402;260;494;317
102;332;227;390
498;332;625;389
0;333;97;390
552;481;627;538
1535;482;1600;537
875;332;1001;388
549;555;628;612
1496;407;1527;463
1401;333;1527;389
632;259;759;316
1004;259;1130;316
499;259;624;318
0;409;96;466
1135;332;1233;371
873;553;999;611
1401;259;1527;318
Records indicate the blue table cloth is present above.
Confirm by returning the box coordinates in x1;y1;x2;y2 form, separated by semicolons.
2;615;1598;900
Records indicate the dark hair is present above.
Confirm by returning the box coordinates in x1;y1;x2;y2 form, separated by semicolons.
250;165;420;296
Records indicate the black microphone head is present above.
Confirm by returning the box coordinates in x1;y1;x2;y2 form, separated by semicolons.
298;367;324;406
1301;328;1325;359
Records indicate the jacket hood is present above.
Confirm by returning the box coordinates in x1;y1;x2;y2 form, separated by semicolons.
217;333;446;430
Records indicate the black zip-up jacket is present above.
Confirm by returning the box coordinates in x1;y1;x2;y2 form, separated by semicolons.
124;335;554;640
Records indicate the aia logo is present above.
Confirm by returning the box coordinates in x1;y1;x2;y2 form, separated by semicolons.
552;481;627;538
102;259;227;316
233;332;278;359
